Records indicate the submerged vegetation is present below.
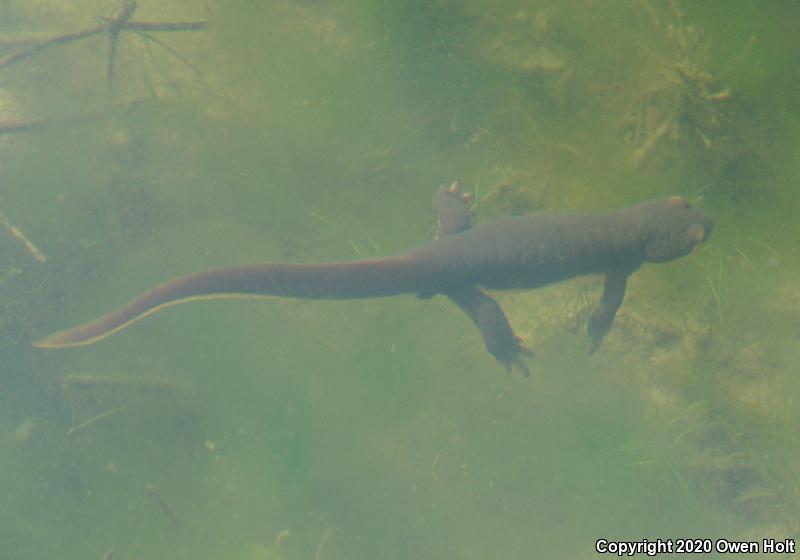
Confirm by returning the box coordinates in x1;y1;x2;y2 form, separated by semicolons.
1;0;798;557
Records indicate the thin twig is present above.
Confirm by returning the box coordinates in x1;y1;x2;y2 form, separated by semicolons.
314;528;334;560
0;98;143;136
430;445;447;482
0;26;104;69
0;208;47;262
62;373;180;394
66;405;128;436
0;117;51;134
106;0;139;87
133;30;202;76
126;21;208;33
145;484;182;528
0;6;207;81
627;117;673;168
274;529;290;548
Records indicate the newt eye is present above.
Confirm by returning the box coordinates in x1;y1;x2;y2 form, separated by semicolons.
688;223;706;243
669;196;691;209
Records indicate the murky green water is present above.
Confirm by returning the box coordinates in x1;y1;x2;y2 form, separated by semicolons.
1;1;798;558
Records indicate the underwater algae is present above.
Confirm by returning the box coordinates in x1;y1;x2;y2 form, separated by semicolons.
1;0;799;558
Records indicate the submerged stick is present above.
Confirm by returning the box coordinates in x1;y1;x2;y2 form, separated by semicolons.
0;209;47;262
0;117;51;134
0;26;104;69
62;373;180;394
0;5;207;73
145;484;182;528
430;445;447;482
274;529;290;548
627;117;673;168
0;98;143;139
132;30;203;76
314;528;333;560
106;1;139;87
126;21;208;33
66;405;128;436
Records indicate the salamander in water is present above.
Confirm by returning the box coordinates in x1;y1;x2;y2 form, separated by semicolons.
33;183;713;375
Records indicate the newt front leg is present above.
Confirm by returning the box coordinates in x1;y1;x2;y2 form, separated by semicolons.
587;269;629;353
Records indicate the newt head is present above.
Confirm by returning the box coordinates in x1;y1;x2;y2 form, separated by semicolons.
641;196;714;263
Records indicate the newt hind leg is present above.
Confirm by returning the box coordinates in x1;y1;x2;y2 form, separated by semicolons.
447;285;534;375
433;181;534;376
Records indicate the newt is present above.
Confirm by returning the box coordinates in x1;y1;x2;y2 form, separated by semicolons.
33;183;713;375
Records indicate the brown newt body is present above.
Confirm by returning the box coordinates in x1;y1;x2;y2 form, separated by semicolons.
34;185;713;374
